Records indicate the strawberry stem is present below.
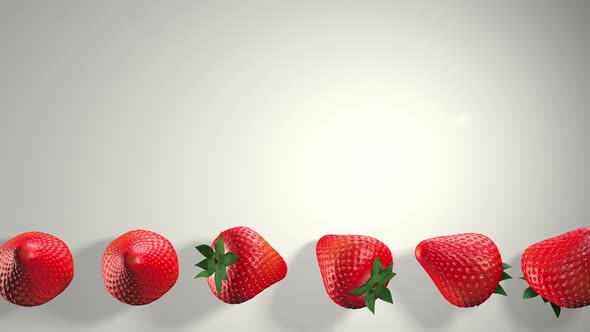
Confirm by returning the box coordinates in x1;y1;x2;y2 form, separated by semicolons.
194;232;240;295
349;257;396;314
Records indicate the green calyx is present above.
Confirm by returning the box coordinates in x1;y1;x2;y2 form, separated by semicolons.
493;262;513;296
520;276;562;318
349;257;396;314
194;232;240;295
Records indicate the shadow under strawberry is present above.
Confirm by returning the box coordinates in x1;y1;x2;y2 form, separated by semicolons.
0;292;14;316
43;239;130;322
269;241;345;331
147;239;224;327
503;253;583;331
389;250;456;328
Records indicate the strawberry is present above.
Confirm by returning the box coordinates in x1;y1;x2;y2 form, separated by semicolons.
316;234;395;314
102;229;179;305
415;233;512;307
194;226;287;304
0;231;74;306
520;226;590;318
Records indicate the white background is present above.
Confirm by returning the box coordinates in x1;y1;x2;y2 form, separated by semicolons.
1;1;589;331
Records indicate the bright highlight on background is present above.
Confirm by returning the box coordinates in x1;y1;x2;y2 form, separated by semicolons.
1;2;590;332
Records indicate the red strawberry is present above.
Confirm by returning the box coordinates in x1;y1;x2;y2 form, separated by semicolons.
521;227;590;318
102;229;179;305
0;231;74;306
415;233;511;307
194;226;287;304
316;234;395;314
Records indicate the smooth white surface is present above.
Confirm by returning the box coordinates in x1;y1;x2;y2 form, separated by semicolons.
1;1;589;331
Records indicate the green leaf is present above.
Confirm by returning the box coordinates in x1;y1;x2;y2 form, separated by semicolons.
214;232;225;254
381;271;396;282
382;263;393;275
523;287;539;299
366;293;377;314
217;265;228;281
371;257;382;277
542;297;549;303
195;258;210;270
550;302;561;318
223;252;239;266
380;263;394;278
196;245;215;258
195;270;214;279
375;286;393;304
500;271;512;281
349;256;396;314
194;231;240;297
214;270;223;295
519;276;526;280
502;262;512;270
493;284;507;296
350;285;368;296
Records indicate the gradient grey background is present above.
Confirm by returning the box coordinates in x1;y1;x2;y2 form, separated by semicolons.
1;1;589;331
